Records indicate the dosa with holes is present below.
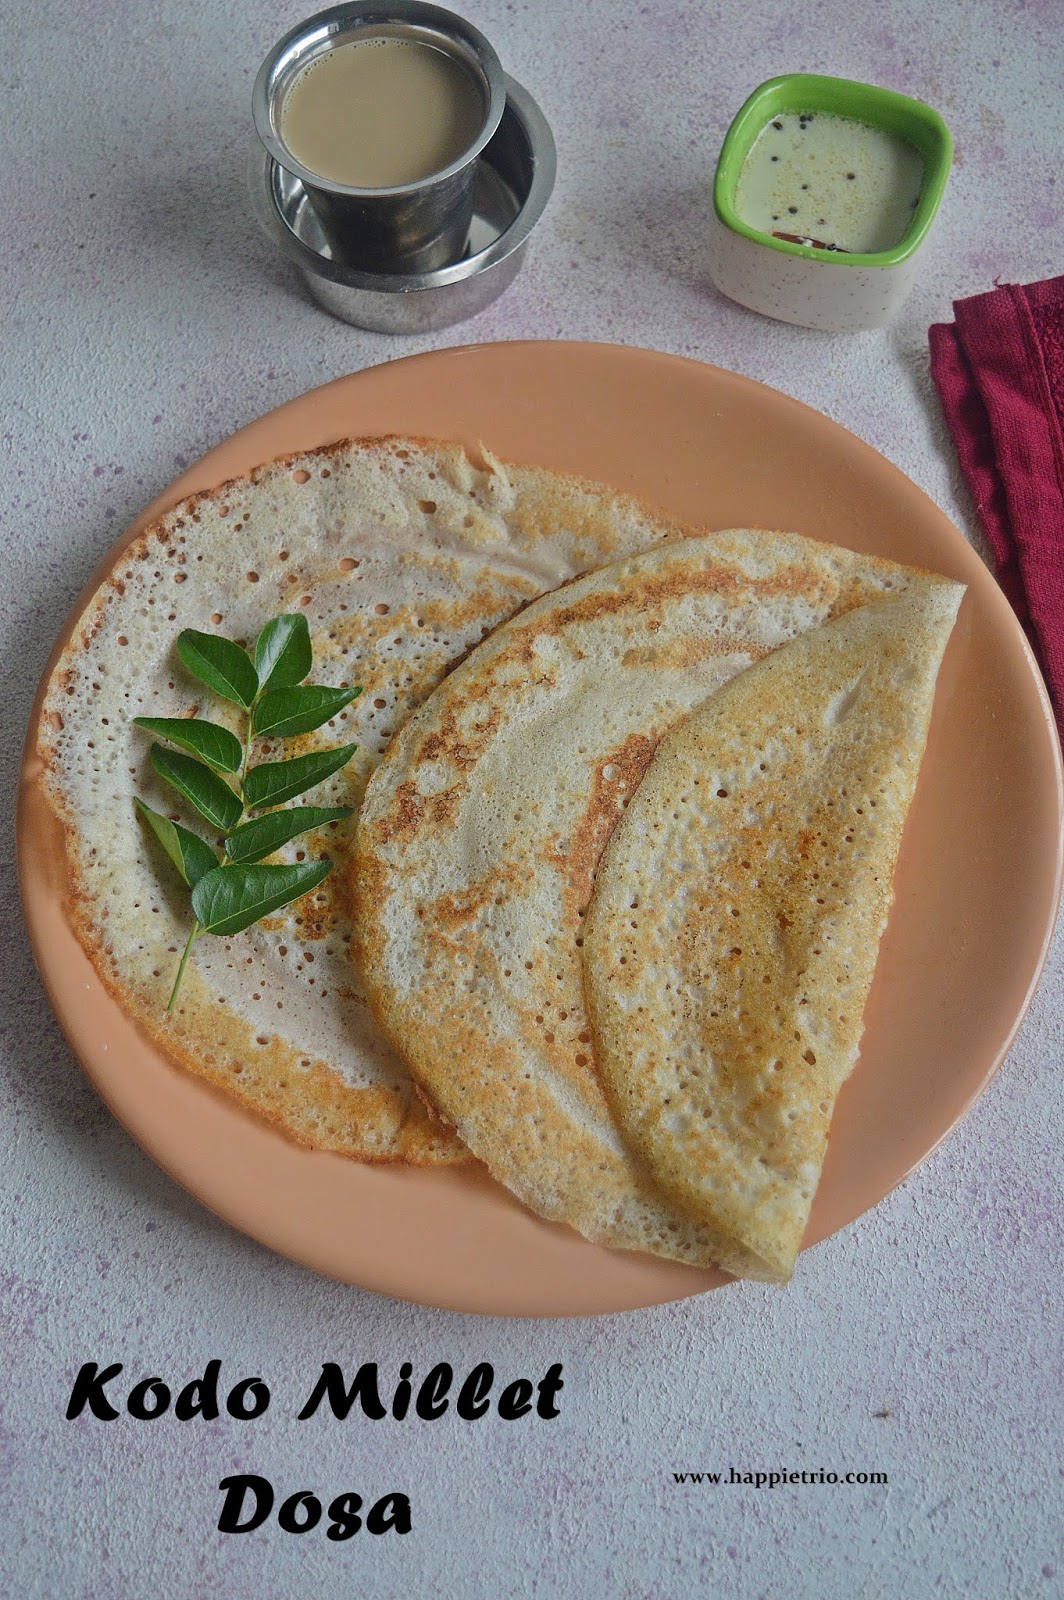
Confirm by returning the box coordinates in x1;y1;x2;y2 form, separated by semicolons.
353;533;956;1261
582;585;965;1281
36;436;700;1162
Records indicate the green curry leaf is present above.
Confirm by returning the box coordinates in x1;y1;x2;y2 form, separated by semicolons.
243;743;358;810
133;612;361;1011
134;799;218;887
254;613;312;694
133;716;242;773
224;805;352;864
176;629;258;709
191;860;332;938
252;685;362;740
150;744;243;832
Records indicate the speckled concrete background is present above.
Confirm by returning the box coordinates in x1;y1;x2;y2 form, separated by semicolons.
2;2;1062;1596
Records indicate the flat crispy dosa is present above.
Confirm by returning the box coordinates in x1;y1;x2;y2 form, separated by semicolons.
353;532;952;1261
583;585;964;1281
37;437;696;1163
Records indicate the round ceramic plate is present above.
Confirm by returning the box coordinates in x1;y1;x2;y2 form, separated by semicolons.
18;342;1063;1316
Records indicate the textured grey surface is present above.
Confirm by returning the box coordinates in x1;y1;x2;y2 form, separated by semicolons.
2;0;1062;1596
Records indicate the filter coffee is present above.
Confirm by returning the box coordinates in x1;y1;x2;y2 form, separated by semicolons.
280;35;485;189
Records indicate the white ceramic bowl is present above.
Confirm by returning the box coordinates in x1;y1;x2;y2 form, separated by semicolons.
709;74;953;332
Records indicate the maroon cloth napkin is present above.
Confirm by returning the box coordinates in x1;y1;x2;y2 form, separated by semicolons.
929;276;1064;743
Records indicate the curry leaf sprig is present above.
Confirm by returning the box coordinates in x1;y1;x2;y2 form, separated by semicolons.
133;613;361;1012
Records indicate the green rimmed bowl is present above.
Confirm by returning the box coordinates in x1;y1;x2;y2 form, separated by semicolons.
709;74;952;331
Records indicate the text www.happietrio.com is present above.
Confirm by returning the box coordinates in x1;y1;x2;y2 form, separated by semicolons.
672;1468;888;1487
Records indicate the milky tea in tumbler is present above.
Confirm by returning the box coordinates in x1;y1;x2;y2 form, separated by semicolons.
279;35;485;189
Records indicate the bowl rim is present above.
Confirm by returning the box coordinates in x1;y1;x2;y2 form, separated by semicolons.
713;72;953;269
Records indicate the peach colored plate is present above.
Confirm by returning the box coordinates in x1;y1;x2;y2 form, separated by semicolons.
18;342;1064;1316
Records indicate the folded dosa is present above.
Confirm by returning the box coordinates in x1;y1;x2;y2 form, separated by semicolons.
353;532;953;1259
582;585;964;1280
37;437;695;1162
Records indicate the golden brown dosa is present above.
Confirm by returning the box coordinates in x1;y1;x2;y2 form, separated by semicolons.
37;436;696;1162
352;531;954;1254
583;585;964;1280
